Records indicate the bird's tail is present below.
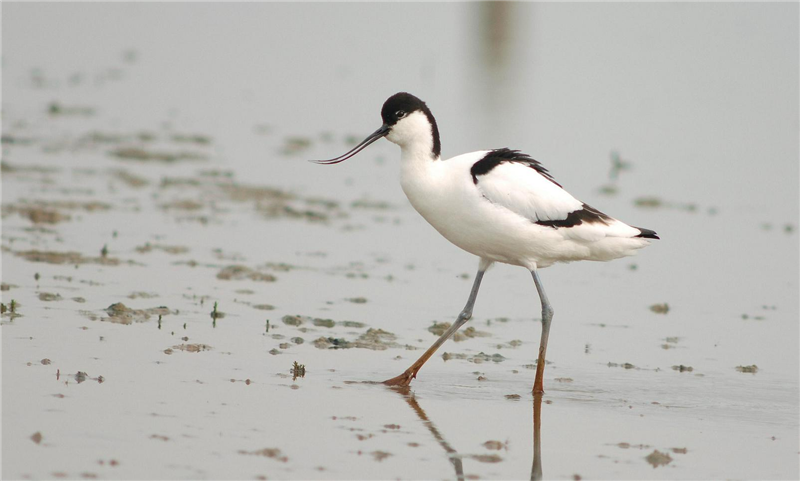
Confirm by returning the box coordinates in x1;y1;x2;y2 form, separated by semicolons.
633;227;659;240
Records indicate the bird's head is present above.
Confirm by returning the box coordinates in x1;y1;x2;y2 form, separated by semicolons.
311;92;440;165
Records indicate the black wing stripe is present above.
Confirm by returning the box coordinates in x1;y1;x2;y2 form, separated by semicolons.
535;203;611;229
470;148;561;187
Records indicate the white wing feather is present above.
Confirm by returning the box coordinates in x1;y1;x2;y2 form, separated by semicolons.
474;160;643;244
474;161;582;223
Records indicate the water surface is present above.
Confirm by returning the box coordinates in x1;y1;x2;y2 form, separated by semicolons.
2;3;798;479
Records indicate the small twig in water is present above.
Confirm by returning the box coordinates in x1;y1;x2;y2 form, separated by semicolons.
291;361;306;381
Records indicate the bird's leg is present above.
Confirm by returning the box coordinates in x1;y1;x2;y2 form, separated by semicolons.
384;266;488;386
531;270;554;394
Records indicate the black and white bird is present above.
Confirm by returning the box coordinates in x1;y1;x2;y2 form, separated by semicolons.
312;92;658;394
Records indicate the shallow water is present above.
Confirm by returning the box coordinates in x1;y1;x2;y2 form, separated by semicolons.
2;3;798;480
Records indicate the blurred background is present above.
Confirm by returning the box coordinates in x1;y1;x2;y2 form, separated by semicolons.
3;3;798;479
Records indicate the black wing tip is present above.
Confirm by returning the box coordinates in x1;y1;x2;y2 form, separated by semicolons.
635;227;660;239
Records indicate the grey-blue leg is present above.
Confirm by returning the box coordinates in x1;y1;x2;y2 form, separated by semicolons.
531;270;554;394
384;260;492;386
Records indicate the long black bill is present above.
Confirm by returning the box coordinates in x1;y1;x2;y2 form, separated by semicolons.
310;124;390;164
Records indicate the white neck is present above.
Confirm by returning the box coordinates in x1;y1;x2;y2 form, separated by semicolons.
386;111;440;163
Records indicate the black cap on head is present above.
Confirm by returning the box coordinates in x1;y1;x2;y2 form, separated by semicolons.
381;92;426;125
380;92;441;157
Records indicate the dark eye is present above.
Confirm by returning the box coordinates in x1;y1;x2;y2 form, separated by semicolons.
395;110;406;119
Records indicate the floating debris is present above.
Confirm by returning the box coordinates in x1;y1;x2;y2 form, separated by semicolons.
101;303;171;325
48;102;94;117
313;337;350;349
650;303;669;314
170;133;211;145
608;151;632;180
341;320;367;328
238;448;288;462
671;365;693;373
607;362;637;369
109;146;206;163
313;318;336;328
113;169;149;188
128;291;159;299
351;199;393;210
231;186;344;221
14;249;122;266
615;442;651;450
3;200;110;224
2;300;22;320
283;314;363;329
442;352;505;363
348;329;395;350
483;440;506;450
281;136;312;155
69;371;104;384
469;454;502;463
597;183;619;196
371;451;392;462
30;432;43;444
282;314;304;326
159;199;203;211
210;302;224;321
1;135;37;146
135;243;189;255
634;196;697;212
428;321;489;341
38;292;62;302
736;365;758;374
645;449;673;468
171;344;211;353
312;328;400;351
216;265;276;282
291;361;306;380
7;206;69;224
522;360;551;369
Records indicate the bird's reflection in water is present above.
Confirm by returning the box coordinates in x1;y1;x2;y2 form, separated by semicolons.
531;394;543;481
388;387;545;481
391;386;465;480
